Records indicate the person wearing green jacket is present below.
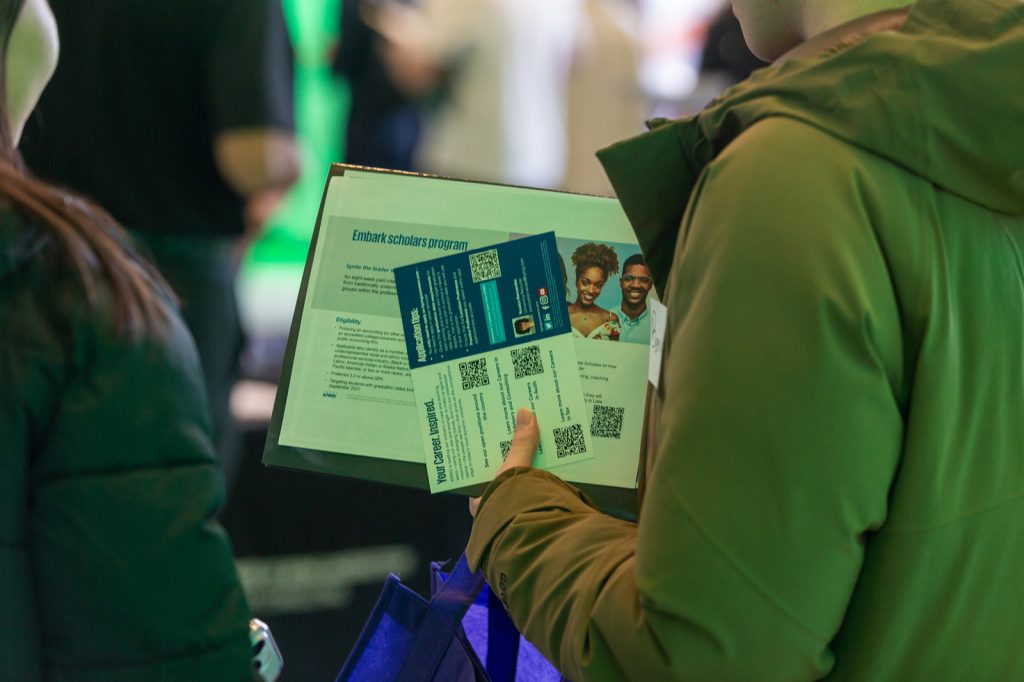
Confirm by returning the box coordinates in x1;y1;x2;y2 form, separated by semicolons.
467;0;1024;679
1;0;253;678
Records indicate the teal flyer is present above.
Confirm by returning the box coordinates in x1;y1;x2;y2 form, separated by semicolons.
394;233;593;492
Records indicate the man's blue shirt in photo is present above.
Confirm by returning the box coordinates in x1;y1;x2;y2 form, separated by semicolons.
615;305;651;344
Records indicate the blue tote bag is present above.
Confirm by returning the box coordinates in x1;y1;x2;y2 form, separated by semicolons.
337;555;566;682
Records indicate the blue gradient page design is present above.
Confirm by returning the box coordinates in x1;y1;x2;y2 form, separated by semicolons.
394;232;569;369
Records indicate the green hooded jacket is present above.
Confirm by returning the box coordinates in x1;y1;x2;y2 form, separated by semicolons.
0;207;252;680
467;0;1024;679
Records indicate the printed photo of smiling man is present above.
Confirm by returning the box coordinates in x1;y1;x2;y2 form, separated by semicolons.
614;253;653;344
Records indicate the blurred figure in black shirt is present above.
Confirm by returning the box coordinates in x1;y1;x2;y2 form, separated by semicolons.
21;0;300;493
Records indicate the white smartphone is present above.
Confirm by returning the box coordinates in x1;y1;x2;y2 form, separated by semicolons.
250;618;283;682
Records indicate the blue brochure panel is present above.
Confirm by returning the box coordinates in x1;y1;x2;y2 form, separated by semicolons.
394;232;569;369
394;232;593;492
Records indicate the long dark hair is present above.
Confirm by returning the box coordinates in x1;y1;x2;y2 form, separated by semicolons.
0;0;172;338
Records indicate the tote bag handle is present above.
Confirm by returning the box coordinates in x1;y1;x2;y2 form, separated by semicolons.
395;554;485;679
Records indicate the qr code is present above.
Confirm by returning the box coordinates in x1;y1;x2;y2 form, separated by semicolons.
553;423;587;459
469;248;501;283
499;440;512;461
510;345;543;379
591;405;625;439
458;358;490;390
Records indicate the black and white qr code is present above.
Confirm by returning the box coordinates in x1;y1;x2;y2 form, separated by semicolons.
469;248;501;283
553;423;587;459
458;358;490;390
499;440;513;461
510;345;543;379
591;405;625;439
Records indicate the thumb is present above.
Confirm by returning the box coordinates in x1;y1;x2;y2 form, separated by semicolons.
503;408;540;469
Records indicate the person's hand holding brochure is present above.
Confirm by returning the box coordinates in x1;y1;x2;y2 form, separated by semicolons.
268;166;648;513
394;232;593;493
468;407;539;517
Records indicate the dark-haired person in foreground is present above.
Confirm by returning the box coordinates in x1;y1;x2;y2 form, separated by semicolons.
468;0;1024;679
20;0;299;493
1;0;253;678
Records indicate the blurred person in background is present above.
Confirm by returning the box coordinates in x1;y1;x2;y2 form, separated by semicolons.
372;0;580;188
636;0;724;118
332;0;422;171
467;0;1024;679
20;0;300;494
562;0;646;196
2;0;254;677
698;4;766;85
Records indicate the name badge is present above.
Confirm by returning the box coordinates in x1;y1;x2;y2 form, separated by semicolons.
648;299;668;390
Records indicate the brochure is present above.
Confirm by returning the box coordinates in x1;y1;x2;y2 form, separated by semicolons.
266;165;652;503
394;232;592;492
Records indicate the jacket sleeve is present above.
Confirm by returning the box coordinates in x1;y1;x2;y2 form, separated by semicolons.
21;285;253;681
466;119;906;681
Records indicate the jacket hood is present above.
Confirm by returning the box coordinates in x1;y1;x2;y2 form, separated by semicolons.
599;0;1024;288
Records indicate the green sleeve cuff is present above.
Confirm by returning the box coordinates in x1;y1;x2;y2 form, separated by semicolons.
466;467;595;571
